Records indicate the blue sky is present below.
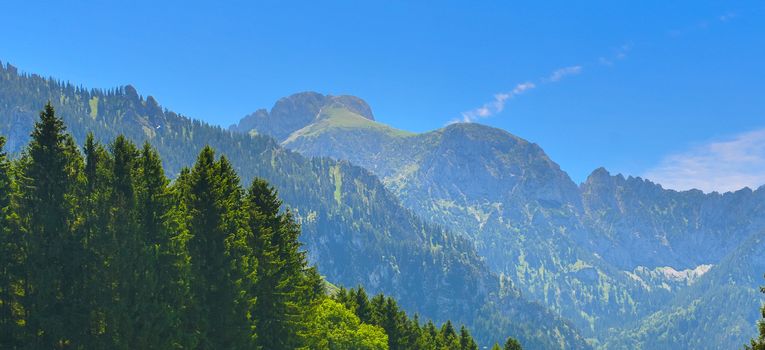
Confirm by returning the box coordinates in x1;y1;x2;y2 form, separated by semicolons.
1;1;764;191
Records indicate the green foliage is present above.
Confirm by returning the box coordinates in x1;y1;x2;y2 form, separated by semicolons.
0;136;23;348
0;104;488;349
304;299;388;350
246;178;314;349
504;336;522;350
18;102;88;348
333;286;488;350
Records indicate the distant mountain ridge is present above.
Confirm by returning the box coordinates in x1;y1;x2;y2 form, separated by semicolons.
233;91;765;349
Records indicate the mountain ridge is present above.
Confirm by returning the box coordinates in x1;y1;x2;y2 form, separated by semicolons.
232;91;765;349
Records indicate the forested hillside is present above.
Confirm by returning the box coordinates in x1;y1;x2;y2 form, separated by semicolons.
0;62;591;349
0;104;499;349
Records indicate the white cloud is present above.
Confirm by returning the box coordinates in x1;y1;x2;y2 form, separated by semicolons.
456;65;583;124
643;128;765;193
544;65;582;82
458;82;536;123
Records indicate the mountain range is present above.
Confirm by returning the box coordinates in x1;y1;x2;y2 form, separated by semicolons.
1;61;763;349
230;91;765;349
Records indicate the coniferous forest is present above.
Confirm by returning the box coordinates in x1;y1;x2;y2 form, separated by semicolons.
0;104;520;349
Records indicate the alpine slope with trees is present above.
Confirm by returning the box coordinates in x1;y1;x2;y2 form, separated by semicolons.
0;103;509;349
0;61;590;349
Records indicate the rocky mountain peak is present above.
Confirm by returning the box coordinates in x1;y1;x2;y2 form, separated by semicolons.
229;91;374;141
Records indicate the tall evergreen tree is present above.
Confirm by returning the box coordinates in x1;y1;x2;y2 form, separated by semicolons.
80;133;113;348
459;325;478;350
18;103;87;348
0;136;22;347
503;336;522;350
107;135;144;348
378;297;405;350
354;286;373;324
183;147;251;349
135;142;193;349
246;178;312;349
440;320;460;349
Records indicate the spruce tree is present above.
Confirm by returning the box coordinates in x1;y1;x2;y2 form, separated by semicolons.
19;103;87;348
183;147;251;349
459;325;478;350
135;142;192;348
80;133;113;348
379;297;404;350
246;178;310;349
0;136;22;347
354;286;373;324
504;336;522;350
107;135;143;348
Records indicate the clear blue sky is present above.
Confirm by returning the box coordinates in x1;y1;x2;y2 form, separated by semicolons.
1;1;764;191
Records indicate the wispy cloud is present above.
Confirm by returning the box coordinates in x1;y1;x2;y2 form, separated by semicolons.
456;65;582;123
643;128;765;193
669;11;738;37
544;65;583;82
457;82;536;123
719;11;737;22
599;43;632;66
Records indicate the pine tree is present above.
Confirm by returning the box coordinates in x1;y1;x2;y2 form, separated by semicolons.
440;320;457;343
183;147;251;349
354;286;373;324
107;135;144;348
335;286;351;307
18;103;87;348
246;177;311;349
420;321;440;350
459;325;478;350
135;142;192;349
0;136;22;347
379;297;404;350
80;133;113;348
503;336;522;350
